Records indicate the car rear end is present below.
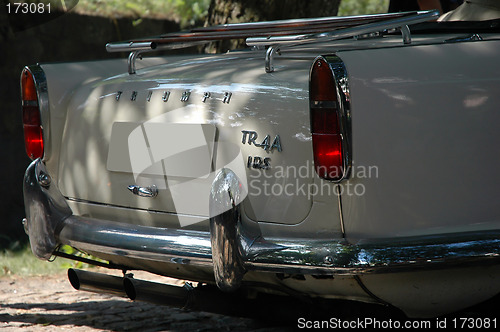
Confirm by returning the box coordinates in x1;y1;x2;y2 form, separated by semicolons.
21;11;500;318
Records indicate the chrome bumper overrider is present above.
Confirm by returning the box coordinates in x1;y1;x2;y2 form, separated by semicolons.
24;159;500;289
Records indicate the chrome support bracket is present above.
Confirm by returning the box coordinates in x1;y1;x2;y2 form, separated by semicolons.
400;25;411;45
128;51;143;75
265;45;281;73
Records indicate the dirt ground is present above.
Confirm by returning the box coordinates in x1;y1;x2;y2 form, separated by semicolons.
1;268;499;331
0;270;288;332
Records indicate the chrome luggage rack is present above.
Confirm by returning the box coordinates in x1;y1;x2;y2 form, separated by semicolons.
106;10;439;74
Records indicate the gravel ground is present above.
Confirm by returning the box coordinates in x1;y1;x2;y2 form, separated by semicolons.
0;270;289;332
1;268;499;331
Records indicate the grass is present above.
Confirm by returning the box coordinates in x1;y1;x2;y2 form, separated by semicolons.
0;245;99;277
1;246;66;276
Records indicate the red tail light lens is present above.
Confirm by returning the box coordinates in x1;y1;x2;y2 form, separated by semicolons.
21;67;44;160
310;56;348;181
312;133;343;179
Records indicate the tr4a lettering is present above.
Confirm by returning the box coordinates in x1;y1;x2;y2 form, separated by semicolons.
241;130;282;152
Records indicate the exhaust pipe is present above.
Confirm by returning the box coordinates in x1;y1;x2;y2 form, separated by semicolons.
123;277;240;314
123;277;189;307
123;277;313;319
68;268;127;298
68;268;228;311
68;269;316;320
68;268;237;313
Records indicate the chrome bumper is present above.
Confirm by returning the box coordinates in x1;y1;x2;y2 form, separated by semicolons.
24;159;500;286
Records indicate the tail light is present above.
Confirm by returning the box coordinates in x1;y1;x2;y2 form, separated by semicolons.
309;56;351;182
21;66;46;160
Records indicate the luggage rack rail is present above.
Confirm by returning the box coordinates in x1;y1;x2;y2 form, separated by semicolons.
106;10;439;74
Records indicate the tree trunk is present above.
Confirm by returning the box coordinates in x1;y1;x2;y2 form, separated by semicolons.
204;0;341;52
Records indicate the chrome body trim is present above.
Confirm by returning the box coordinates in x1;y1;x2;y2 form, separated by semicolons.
24;159;500;276
445;33;483;43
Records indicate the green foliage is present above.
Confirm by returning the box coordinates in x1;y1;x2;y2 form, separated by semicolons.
73;0;211;28
172;0;211;27
17;0;211;28
338;0;389;16
0;244;108;276
1;246;64;276
57;245;108;269
22;0;389;27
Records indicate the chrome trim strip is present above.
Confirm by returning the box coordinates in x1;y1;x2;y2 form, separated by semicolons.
24;159;500;275
336;185;346;237
445;33;483;43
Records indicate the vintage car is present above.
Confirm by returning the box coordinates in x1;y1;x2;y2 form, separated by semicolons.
21;9;500;319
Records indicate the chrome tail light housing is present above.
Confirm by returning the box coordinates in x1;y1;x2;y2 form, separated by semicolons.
21;65;48;160
309;55;352;182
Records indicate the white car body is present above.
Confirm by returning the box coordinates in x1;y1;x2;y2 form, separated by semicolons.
22;11;500;318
